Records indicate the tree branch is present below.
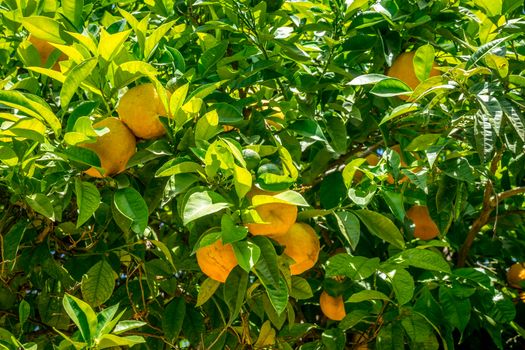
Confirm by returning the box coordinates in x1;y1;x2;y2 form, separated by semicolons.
457;151;501;267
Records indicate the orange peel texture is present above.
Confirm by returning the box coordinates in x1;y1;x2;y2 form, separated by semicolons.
406;205;440;240
246;203;297;236
79;117;136;178
320;291;346;321
196;239;238;283
271;222;320;275
507;262;525;289
117;83;171;139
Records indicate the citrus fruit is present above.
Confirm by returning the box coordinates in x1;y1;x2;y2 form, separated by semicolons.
117;83;171;139
406;205;440;240
507;262;525;289
271;223;320;275
79;117;136;178
28;35;66;71
196;239;238;283
246;202;297;236
242;149;261;170
320;291;346;321
387;51;440;101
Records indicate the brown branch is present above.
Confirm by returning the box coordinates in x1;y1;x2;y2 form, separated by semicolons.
457;151;502;267
493;187;525;205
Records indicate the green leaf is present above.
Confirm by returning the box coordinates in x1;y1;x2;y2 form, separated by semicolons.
347;290;390;303
348;74;389;85
112;320;147;335
169;83;189;116
61;58;98;110
75;179;101;227
145;21;176;59
353;210;405;249
98;29;131;62
61;146;101;167
338;309;370;331
475;0;502;16
221;215;248;244
198;40;228;76
162;297;186;343
195;110;221;141
196;278;221;307
62;294;98;345
251;190;309;207
233;165;252;200
22;16;66;44
25;194;55;221
223;268;248;320
397;249;451;273
62;0;84;28
466;37;509;69
474;111;495;163
380;103;420;125
388;269;414;306
0;146;18;166
333;211;360;250
290;276;313;300
414;44;435;82
81;260;115;307
2;221;27;270
439;287;470;333
326;254;379;280
252;236;281;285
182;191;230;225
19;299;30;326
370;78;412;97
322;328;346;350
155;160;205;178
97;335;145;349
113;188;149;234
376;323;405;350
0;90;62;136
401;313;439;350
232;240;261;272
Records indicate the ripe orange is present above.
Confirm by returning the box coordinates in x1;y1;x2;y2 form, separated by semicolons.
196;239;238;283
79;117;136;178
271;223;320;275
28;35;66;71
406;205;440;240
387;51;440;100
507;263;525;289
246;202;297;236
117;83;171;139
320;291;346;321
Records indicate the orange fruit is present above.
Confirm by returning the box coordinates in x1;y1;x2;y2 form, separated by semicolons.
28;35;66;71
320;291;346;321
196;239;238;283
246;202;297;236
271;223;320;275
79;117;136;178
406;205;440;240
507;263;525;289
117;83;171;139
387;51;440;101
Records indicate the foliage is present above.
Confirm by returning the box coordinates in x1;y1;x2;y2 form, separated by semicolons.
1;0;525;349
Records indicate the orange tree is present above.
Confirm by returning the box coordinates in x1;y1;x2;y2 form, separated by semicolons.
1;0;525;349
